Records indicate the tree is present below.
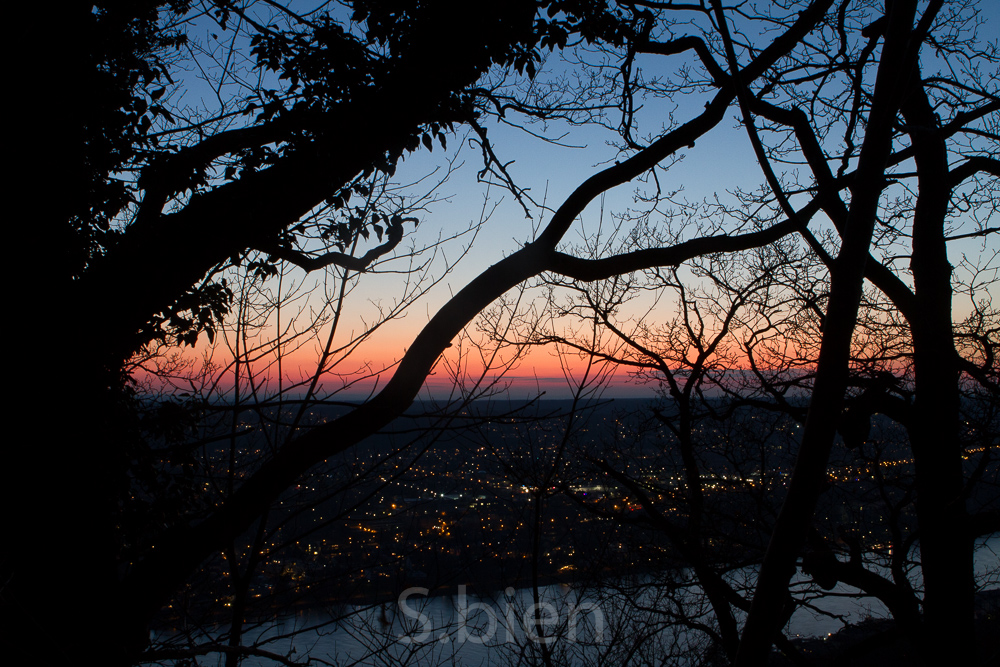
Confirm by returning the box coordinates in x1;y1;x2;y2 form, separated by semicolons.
504;221;996;663
441;0;998;662
130;163;489;667
7;0;997;665
10;1;640;664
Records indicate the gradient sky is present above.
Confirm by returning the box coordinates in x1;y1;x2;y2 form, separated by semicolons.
271;97;761;399
150;6;998;403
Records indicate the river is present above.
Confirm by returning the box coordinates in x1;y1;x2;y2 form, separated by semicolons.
158;534;999;666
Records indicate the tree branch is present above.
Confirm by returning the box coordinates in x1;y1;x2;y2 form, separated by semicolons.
262;218;410;272
948;156;1000;187
638;35;728;84
545;219;801;281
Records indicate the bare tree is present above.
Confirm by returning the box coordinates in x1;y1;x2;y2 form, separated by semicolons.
460;0;998;662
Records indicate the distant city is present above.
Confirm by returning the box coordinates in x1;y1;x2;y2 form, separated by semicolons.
158;398;993;625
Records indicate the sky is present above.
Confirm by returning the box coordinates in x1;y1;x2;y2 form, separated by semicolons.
145;2;999;403
254;76;764;400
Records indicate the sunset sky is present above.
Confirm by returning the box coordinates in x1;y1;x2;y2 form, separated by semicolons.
218;97;761;400
143;7;998;403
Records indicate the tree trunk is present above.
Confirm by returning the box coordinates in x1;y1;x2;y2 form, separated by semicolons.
902;76;975;666
734;1;923;663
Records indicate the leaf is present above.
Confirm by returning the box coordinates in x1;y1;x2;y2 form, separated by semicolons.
151;106;175;124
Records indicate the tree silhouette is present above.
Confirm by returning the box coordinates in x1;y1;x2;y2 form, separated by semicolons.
7;0;997;665
502;222;996;663
12;1;640;664
452;0;998;663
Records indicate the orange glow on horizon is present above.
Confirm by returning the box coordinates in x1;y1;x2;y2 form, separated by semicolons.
131;289;920;402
